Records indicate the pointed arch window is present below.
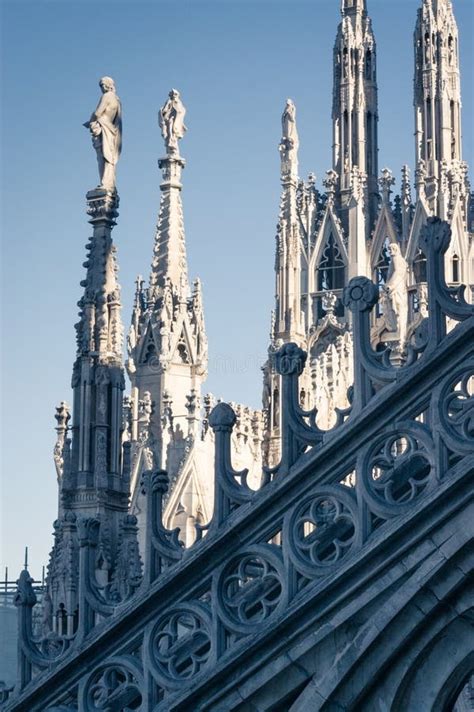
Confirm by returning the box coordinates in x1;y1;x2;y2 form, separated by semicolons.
413;248;427;283
450;100;457;159
142;330;157;365
365;49;372;79
366;112;373;174
452;254;460;283
374;237;391;288
448;34;455;65
317;233;346;291
373;237;392;318
342;47;349;79
177;339;190;364
57;604;67;636
311;232;346;324
300;388;307;408
272;387;280;429
426;97;433;159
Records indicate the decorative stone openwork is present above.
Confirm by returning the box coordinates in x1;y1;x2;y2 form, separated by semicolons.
359;422;436;518
437;364;474;454
215;545;286;634
8;217;474;712
284;485;359;577
147;603;213;690
80;657;143;711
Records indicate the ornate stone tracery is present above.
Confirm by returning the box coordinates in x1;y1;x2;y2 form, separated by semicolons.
215;545;286;634
147;603;213;689
285;485;359;577
4;1;474;710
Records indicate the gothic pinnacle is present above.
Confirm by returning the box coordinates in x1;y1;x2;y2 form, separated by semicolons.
149;90;189;295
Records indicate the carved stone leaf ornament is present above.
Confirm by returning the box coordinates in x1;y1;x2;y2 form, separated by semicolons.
284;485;360;578
147;602;213;689
215;544;286;634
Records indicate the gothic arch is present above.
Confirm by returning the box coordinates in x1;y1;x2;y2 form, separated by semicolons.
163;455;211;545
434;657;474;712
169;315;197;367
310;207;348;278
446;196;469;284
138;321;159;365
289;538;474;712
406;198;429;267
393;625;474;712
369;203;399;272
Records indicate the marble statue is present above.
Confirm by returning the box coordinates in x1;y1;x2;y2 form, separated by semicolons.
159;89;187;155
381;243;409;345
84;77;122;192
279;99;299;176
281;99;298;147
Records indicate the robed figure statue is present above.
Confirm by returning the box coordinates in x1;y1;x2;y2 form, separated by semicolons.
381;243;409;346
159;89;187;156
84;77;122;192
279;99;299;178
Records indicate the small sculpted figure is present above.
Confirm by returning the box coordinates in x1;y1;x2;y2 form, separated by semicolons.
84;77;122;192
343;49;349;78
281;99;298;147
159;89;187;155
279;99;299;176
382;243;409;346
448;37;454;65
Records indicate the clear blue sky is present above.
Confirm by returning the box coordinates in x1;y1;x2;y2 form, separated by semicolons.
1;0;473;579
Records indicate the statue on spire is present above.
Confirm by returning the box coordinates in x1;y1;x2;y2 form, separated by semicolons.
279;99;299;179
341;0;367;15
159;89;187;156
84;77;122;193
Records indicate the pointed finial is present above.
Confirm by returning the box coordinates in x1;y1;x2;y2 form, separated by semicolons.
24;546;28;570
55;401;70;431
379;168;395;203
401;165;412;205
323;169;338;205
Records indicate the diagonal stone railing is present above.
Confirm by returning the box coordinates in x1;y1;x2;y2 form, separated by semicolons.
4;217;474;711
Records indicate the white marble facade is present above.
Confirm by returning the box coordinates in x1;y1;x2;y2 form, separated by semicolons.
262;0;472;466
50;0;472;563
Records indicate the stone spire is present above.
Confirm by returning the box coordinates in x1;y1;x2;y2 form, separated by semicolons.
42;80;139;640
274;99;305;343
263;101;307;468
127;89;208;490
414;0;467;215
333;0;378;234
45;118;134;635
149;89;189;300
70;189;126;487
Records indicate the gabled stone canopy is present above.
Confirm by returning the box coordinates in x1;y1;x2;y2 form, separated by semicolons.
125;91;263;549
